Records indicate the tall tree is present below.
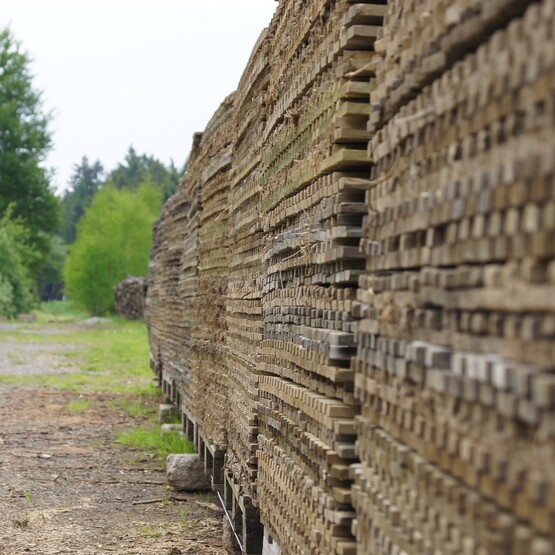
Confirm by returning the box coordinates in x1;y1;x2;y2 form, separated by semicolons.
108;146;180;200
0;27;59;269
0;207;38;316
64;183;162;314
60;156;104;244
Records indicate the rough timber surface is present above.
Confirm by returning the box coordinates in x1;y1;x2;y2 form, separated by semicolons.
354;1;555;554
146;0;555;554
115;276;147;320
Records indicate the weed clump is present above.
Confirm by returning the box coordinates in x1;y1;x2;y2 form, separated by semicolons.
117;427;195;462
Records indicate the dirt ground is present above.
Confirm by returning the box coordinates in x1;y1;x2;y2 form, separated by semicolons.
0;325;227;555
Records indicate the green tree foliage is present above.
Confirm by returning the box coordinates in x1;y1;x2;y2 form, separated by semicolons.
60;156;104;244
0;207;38;316
37;235;67;301
64;183;162;315
108;146;180;200
0;28;60;269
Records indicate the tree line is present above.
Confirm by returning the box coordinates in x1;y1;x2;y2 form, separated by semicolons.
0;28;180;317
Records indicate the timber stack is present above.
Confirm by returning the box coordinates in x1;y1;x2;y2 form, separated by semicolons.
114;276;147;320
225;29;270;515
146;188;191;402
257;2;386;554
352;0;555;553
192;95;234;474
174;132;203;426
147;0;555;553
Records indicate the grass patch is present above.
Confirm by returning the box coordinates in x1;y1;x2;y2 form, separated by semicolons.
34;300;90;323
0;370;157;396
117;427;195;461
66;398;92;413
109;391;160;420
0;310;156;396
139;526;163;538
0;301;195;468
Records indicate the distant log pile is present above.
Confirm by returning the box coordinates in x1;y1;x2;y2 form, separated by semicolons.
114;276;147;320
147;0;555;553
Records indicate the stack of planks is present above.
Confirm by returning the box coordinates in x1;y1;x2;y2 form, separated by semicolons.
256;2;387;554
147;97;234;451
191;96;235;465
352;0;555;553
146;189;191;402
173;133;203;421
114;276;147;320
225;30;270;504
146;0;555;553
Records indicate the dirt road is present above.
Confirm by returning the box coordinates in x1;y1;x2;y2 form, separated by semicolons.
0;323;226;555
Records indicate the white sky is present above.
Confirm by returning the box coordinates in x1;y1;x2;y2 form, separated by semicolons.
2;0;277;194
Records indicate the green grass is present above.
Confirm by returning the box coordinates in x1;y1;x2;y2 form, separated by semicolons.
0;305;156;396
108;392;160;420
117;427;195;461
0;301;196;467
65;398;92;413
34;300;90;323
139;526;163;538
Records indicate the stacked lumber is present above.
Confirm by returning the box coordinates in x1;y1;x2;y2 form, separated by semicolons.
256;2;386;554
173;133;203;420
114;276;147;320
191;95;235;453
147;1;555;553
145;189;191;399
145;206;164;372
370;0;538;129
225;30;270;500
353;0;555;553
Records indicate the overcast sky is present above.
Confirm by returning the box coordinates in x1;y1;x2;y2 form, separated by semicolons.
2;0;277;194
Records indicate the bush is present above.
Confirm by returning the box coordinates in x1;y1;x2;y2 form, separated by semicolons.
64;183;161;315
0;208;38;317
0;275;14;315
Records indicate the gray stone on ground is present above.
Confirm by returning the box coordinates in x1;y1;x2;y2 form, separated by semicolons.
166;454;210;491
158;403;177;424
79;317;112;327
161;423;182;435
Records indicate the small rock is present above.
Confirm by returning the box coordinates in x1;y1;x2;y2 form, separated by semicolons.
158;404;177;424
167;548;182;555
166;454;210;491
79;316;112;326
161;423;182;435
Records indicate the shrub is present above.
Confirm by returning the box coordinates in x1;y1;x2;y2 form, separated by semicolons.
0;208;38;316
64;183;161;314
